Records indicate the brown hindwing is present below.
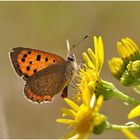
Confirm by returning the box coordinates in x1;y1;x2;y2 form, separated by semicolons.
24;85;53;103
24;64;68;103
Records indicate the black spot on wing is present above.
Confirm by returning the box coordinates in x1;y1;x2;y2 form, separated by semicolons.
23;54;27;58
26;66;30;71
28;51;31;54
45;57;48;62
21;58;25;62
36;55;41;61
33;69;37;73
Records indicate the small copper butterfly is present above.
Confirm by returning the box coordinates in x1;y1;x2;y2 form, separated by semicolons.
9;40;77;104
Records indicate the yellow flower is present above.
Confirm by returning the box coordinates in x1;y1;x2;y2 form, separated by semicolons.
56;36;140;139
56;93;105;139
76;36;104;101
77;36;139;105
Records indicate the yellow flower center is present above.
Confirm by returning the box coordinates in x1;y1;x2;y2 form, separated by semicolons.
75;105;93;133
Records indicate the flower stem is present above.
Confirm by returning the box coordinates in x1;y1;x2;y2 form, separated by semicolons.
112;87;140;105
99;79;140;105
106;123;140;131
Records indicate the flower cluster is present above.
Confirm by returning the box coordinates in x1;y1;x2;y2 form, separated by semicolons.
56;36;140;139
109;38;140;86
109;37;140;138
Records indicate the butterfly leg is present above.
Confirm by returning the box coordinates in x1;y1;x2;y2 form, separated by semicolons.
76;62;83;71
61;86;68;98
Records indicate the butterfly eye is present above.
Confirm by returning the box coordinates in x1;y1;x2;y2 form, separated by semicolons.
67;54;76;62
68;56;74;61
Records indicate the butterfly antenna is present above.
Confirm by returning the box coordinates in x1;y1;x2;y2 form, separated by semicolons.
71;34;88;51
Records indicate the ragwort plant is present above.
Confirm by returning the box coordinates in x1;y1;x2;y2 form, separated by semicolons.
56;36;140;139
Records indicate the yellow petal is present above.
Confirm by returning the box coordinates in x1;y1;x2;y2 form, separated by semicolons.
87;48;96;66
61;108;76;118
56;118;75;125
82;52;95;69
94;36;104;72
117;42;125;58
121;129;138;139
81;81;90;106
94;36;100;71
126;37;139;52
64;98;79;112
63;130;77;139
98;36;104;72
68;133;80;139
128;105;140;119
78;132;89;139
122;39;132;56
94;95;104;113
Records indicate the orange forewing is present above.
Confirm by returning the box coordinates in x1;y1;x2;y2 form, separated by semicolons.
10;47;66;77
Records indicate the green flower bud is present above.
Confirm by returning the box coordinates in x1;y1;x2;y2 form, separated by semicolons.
93;115;107;135
121;60;140;86
127;60;140;78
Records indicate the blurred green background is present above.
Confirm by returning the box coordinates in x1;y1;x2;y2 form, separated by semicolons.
1;1;140;138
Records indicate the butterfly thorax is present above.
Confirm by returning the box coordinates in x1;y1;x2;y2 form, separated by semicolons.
65;60;76;81
64;54;77;85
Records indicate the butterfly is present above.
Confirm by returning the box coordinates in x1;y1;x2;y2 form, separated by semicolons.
9;40;77;104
